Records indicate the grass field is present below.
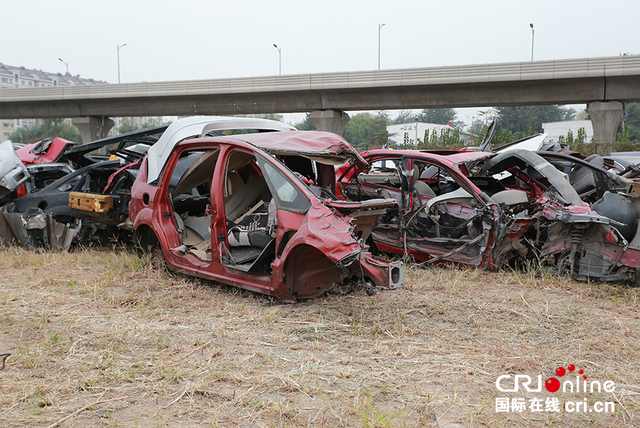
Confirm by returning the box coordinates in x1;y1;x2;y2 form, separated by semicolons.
0;247;638;427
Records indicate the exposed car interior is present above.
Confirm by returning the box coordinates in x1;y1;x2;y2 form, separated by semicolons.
169;149;277;274
221;151;276;273
341;157;485;253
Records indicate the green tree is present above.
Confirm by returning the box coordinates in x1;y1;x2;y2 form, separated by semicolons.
576;127;587;143
8;126;43;145
415;108;459;126
393;110;418;124
620;102;640;141
9;118;81;144
409;128;466;150
140;118;161;129
255;113;284;122
292;113;316;130
494;105;576;133
474;123;535;148
118;118;139;134
342;112;390;150
468;119;485;137
234;113;284;122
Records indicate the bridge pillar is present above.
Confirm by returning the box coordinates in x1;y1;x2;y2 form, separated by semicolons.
309;110;350;135
72;116;115;144
587;101;624;144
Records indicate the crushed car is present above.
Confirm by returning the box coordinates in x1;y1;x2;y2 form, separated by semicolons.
15;137;77;165
0;140;80;250
536;150;640;246
603;151;640;173
63;125;167;168
7;159;136;244
0;126;171;249
336;147;640;282
130;116;403;301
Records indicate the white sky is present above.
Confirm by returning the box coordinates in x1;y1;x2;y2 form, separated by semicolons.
3;0;638;126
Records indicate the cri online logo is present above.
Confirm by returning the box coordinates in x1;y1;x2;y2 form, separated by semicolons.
496;364;615;394
546;365;584;393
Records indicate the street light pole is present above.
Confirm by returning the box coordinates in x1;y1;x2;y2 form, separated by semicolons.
378;23;386;70
273;44;281;75
117;43;127;83
58;58;69;74
530;23;534;61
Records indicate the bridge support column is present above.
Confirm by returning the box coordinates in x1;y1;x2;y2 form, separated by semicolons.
587;101;623;144
309;110;350;135
72;116;115;143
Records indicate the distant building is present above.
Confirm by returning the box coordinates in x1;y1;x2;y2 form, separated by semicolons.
0;63;107;142
542;120;594;144
0;63;170;143
387;122;470;147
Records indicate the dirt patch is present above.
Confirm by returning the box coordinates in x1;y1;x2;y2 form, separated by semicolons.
0;247;638;427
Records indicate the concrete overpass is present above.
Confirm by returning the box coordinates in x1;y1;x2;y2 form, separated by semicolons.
1;55;639;143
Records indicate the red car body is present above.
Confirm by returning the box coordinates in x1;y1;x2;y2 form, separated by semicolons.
16;137;77;165
337;148;640;282
130;122;402;301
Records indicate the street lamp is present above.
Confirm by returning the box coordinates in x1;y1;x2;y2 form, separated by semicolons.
530;23;534;61
58;58;69;74
117;43;127;83
273;44;281;75
378;23;386;70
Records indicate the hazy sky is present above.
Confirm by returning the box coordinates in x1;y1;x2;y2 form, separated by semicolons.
3;0;637;124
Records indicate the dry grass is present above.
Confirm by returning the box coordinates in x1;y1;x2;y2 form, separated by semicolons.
0;247;639;427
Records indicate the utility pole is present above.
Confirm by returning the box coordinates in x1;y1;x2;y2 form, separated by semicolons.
530;23;535;61
58;58;69;75
117;44;127;83
378;23;386;70
273;44;281;75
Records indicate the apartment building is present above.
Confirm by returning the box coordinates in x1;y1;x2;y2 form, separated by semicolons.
0;63;106;142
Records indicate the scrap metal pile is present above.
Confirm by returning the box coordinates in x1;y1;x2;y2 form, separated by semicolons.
3;116;640;297
0;126;166;250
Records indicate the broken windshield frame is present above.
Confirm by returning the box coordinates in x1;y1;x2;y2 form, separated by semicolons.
257;154;311;214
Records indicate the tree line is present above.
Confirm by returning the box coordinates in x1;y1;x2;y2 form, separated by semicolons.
9;104;640;153
294;104;640;152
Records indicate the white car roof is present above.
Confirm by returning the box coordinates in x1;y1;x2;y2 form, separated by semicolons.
146;116;295;183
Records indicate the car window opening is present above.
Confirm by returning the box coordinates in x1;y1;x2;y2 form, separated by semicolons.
406;161;481;243
360;159;403;189
170;149;218;261
412;161;460;197
275;155;339;200
221;151;278;274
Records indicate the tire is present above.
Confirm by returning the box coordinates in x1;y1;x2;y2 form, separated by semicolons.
138;230;166;271
149;242;166;271
555;250;574;278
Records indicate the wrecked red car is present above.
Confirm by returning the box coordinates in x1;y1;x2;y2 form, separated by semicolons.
15;137;77;165
337;148;640;282
130;117;403;301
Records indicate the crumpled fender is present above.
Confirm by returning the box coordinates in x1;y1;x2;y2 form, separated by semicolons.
274;203;361;268
271;202;402;291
